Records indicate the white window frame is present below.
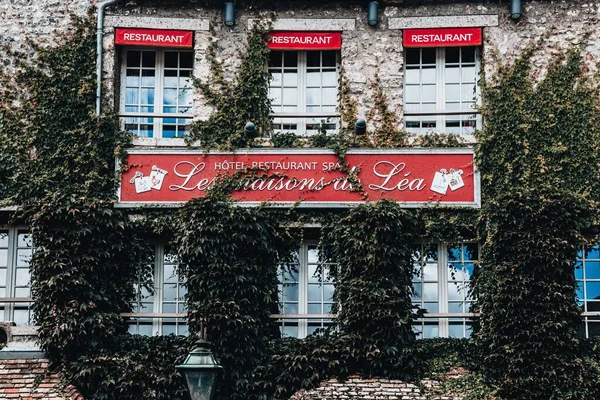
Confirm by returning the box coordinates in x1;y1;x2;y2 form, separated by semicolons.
412;242;477;338
269;50;341;137
278;242;336;339
129;243;188;336
404;47;482;140
119;47;194;140
0;227;33;325
576;244;600;338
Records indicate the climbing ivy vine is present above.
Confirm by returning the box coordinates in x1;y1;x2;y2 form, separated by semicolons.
474;44;600;399
186;24;272;149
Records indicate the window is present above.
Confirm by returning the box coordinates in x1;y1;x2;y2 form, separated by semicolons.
576;245;600;338
129;244;188;336
269;50;339;136
0;229;33;325
278;243;336;338
120;49;194;139
412;242;477;338
404;47;480;136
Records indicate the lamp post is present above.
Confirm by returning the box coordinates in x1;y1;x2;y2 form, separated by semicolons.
176;341;223;400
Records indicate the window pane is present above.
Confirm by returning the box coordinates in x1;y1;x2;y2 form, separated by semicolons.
422;67;436;83
283;303;298;314
15;269;29;287
306;88;322;105
125;88;139;105
322;71;337;85
449;323;465;338
422;48;436;64
283;325;298;338
306;71;320;87
405;85;420;103
270;72;282;86
405;68;419;83
322;88;337;106
586;282;600;300
462;86;475;103
283;72;298;87
283;284;298;302
308;284;322;301
423;323;439;338
127;50;141;67
462;66;476;83
587;246;600;259
422;283;438;301
446;47;460;64
16;249;32;267
307;304;321;314
307;52;320;67
140;88;155;105
446;66;460;83
126;70;140;87
322;51;336;67
445;84;460;101
180;52;193;69
284;52;297;68
164;52;178;68
585;261;600;280
163;88;178;105
269;51;282;67
283;88;298;105
324;284;334;301
422;85;436;102
406;48;420;65
142;51;156;68
141;70;155;86
423;302;439;313
462;47;476;63
164;70;178;87
422;263;438;280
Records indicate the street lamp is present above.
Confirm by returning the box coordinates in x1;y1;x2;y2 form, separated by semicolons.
176;341;223;400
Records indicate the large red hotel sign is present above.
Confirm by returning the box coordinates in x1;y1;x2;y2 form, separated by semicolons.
117;149;480;208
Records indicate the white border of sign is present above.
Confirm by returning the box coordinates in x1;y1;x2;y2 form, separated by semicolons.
115;148;481;209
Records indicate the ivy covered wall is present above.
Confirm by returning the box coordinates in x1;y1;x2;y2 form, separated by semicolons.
2;1;600;400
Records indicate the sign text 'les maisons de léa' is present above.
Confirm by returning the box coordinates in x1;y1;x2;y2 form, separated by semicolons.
117;149;480;208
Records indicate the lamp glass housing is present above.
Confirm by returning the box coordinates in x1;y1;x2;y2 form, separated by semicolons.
176;345;223;400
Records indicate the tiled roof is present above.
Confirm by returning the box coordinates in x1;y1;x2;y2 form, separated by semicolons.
0;358;84;399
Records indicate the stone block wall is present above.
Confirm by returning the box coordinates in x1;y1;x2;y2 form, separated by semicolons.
0;358;85;399
290;376;461;400
3;0;600;131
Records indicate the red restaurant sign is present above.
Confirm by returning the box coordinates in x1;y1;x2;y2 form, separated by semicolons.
403;27;482;48
267;32;342;50
115;28;194;48
117;149;479;208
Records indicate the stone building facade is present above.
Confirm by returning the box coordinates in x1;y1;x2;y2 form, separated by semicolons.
1;0;600;398
3;0;600;137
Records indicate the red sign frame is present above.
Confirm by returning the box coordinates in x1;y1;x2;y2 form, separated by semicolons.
115;28;193;48
403;27;482;48
117;149;480;208
267;32;342;50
